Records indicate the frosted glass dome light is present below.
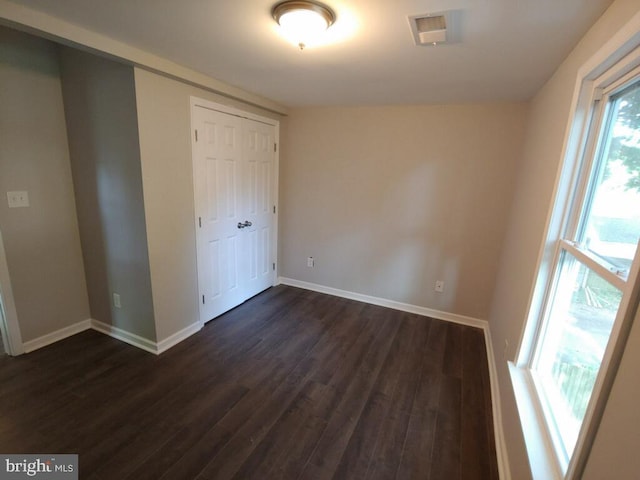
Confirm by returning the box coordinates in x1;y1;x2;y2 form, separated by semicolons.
273;1;335;50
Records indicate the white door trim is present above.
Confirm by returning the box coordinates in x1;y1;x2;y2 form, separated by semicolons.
189;97;280;326
0;228;24;355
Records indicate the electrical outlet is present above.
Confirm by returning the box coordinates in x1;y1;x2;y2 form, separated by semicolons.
7;191;29;208
307;256;314;268
435;280;444;293
113;293;121;309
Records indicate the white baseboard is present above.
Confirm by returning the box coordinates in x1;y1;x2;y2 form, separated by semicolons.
90;319;158;354
278;276;510;479
278;277;488;329
483;329;511;480
22;317;202;356
156;321;202;354
23;319;92;353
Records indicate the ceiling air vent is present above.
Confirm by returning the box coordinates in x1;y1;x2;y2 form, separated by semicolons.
408;11;455;46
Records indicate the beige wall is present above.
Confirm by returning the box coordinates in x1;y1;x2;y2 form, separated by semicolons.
59;47;156;341
488;1;640;478
133;68;281;342
280;105;527;320
0;27;89;342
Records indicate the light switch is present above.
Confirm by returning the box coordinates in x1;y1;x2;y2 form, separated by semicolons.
7;191;29;208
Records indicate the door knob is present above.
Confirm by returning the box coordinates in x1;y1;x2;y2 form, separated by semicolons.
237;220;252;229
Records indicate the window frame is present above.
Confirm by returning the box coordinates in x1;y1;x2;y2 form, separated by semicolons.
513;40;640;480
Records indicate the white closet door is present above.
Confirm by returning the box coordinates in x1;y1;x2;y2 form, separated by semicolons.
193;106;275;323
242;118;275;299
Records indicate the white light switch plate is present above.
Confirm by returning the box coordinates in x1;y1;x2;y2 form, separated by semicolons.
7;191;29;208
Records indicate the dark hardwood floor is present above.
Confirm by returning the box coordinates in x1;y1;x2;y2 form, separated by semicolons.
0;285;498;479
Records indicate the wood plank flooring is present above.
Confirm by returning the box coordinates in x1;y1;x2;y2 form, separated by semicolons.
0;285;498;479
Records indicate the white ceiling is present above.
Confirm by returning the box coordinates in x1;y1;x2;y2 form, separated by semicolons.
6;0;614;107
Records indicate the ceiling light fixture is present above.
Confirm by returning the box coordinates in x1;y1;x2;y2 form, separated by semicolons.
272;0;335;50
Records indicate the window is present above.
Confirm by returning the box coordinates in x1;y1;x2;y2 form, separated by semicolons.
519;59;640;477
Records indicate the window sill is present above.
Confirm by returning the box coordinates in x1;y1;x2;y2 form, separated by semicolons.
509;362;565;480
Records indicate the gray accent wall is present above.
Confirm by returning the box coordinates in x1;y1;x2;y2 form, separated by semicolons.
0;27;89;342
59;47;156;341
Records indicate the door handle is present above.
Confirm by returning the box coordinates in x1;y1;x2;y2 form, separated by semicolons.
237;220;252;229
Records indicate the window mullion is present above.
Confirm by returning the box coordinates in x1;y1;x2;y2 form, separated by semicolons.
560;239;627;291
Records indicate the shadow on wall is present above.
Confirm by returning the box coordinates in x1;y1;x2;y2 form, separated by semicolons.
0;32;59;77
